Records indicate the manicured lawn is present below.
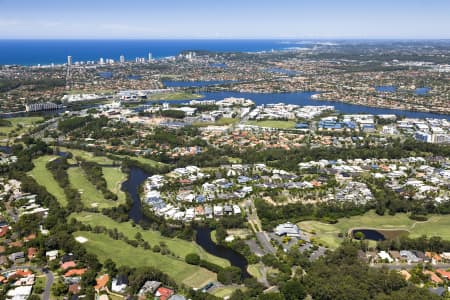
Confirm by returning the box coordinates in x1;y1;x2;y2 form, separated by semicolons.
212;286;244;298
68;167;123;209
247;263;263;280
299;210;450;249
0;116;43;135
246;120;296;129
102;167;127;203
73;231;216;287
115;154;166;168
28;156;68;206
60;147;115;165
71;212;230;268
147;92;203;101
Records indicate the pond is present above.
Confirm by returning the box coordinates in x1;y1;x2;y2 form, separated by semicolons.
352;229;386;241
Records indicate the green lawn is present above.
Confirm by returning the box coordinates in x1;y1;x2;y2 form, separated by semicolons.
68;167;123;209
299;210;450;249
60;147;115;165
193;118;239;127
28;156;68;206
103;167;127;203
115;154;166;168
0;116;43;136
71;212;229;268
73;231;216;287
246;120;296;129
147;92;204;101
212;286;245;298
247;263;264;280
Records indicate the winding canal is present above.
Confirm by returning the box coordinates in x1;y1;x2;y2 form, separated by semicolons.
122;166;250;277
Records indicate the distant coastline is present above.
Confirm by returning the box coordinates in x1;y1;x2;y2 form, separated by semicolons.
0;39;306;66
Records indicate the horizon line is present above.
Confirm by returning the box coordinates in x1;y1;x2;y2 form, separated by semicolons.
1;37;450;41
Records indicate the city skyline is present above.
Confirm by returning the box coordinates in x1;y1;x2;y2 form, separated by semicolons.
0;0;449;39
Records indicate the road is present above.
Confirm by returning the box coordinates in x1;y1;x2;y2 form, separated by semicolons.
245;199;276;255
372;263;450;270
3;265;54;300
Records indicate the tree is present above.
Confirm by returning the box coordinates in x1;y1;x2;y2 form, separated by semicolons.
185;253;201;265
280;280;306;300
258;293;285;300
218;266;241;284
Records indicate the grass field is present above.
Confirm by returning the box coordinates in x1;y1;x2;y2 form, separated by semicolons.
212;286;244;298
71;212;229;268
147;92;203;101
246;120;296;129
68;167;123;209
193;118;239;127
28;156;68;206
299;210;450;249
0;116;44;136
60;147;115;165
115;154;166;168
73;231;216;287
103;167;127;203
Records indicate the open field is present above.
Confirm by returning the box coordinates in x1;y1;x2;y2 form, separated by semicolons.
193;118;239;127
68;167;123;209
147;92;203;101
71;212;230;268
28;155;68;206
246;120;296;129
102;167;127;203
73;231;216;287
299;210;450;249
0;116;44;136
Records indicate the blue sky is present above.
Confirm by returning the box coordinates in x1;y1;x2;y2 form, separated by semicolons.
0;0;449;39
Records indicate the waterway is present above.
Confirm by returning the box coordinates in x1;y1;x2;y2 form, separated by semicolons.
195;227;250;278
122;166;250;277
145;90;450;120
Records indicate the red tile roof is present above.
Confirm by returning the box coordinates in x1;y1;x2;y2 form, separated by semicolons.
61;261;76;270
64;268;87;277
94;274;109;291
156;287;174;300
436;269;450;279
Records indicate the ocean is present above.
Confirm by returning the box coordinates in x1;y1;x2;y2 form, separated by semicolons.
0;39;305;66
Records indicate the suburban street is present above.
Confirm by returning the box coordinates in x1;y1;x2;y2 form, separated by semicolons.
3;266;54;300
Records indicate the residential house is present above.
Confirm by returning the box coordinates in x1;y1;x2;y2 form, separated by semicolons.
155;287;174;300
111;274;128;293
94;274;110;292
